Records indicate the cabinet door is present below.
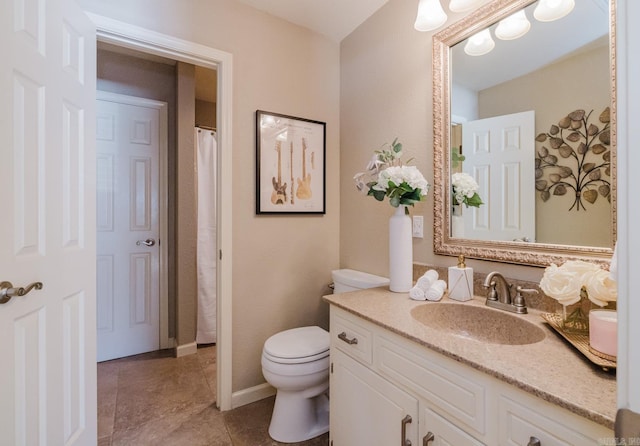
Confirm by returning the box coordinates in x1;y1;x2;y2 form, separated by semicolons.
420;405;485;446
330;349;419;446
498;393;613;446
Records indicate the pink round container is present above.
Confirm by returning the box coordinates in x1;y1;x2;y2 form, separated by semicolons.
589;310;617;358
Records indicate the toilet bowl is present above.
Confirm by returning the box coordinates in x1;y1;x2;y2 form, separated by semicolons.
261;326;330;443
262;270;389;442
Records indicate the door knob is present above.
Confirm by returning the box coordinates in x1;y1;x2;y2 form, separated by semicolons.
136;238;156;247
0;281;43;304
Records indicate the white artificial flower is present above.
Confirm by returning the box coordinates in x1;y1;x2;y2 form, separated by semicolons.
539;263;583;305
353;139;429;208
585;269;617;307
373;166;429;196
452;172;480;205
540;260;616;307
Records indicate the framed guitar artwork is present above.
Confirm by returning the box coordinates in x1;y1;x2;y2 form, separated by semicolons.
256;110;326;214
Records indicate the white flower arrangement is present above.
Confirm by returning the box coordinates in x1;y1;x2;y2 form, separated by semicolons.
539;260;617;307
354;138;430;211
451;172;483;208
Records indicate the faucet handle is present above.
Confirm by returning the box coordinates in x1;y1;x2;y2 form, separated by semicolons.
485;281;499;301
513;286;538;310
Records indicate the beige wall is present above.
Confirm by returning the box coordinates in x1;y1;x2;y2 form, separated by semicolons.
176;62;199;346
340;0;552;283
196;99;216;129
479;44;612;247
81;0;341;392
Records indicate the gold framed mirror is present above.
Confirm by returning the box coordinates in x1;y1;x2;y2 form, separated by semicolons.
433;0;616;266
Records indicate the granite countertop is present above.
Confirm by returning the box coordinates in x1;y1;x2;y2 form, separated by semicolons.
323;287;616;429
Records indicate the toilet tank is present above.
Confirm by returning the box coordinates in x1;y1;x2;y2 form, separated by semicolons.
331;269;390;294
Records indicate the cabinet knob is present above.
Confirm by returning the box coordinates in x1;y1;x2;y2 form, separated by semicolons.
528;436;541;446
401;414;412;446
423;431;435;445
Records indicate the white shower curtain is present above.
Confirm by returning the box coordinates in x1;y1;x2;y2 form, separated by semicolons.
196;127;217;344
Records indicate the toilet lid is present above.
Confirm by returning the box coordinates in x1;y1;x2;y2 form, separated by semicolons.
264;326;329;360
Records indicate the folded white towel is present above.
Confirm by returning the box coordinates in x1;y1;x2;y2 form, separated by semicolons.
425;279;447;301
423;269;439;282
416;275;433;291
409;286;426;300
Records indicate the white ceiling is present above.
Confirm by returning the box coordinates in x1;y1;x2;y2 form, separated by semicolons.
235;0;390;42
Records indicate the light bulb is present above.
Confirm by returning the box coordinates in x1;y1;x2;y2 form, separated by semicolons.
533;0;575;22
449;0;483;13
495;10;531;40
414;0;448;32
464;29;495;56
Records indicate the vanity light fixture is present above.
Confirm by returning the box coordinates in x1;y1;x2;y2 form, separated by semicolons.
449;0;484;13
414;0;448;32
533;0;575;22
495;10;531;40
464;29;495;56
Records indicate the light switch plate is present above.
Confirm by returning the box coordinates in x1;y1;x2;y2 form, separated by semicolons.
412;216;424;238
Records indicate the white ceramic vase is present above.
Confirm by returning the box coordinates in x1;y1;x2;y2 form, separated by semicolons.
451;204;465;238
389;206;413;292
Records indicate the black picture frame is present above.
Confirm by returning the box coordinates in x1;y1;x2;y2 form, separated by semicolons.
256;110;326;214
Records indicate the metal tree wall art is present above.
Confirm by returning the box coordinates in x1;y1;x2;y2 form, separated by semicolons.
535;108;611;211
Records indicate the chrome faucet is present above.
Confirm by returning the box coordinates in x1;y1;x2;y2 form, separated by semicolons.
483;272;537;314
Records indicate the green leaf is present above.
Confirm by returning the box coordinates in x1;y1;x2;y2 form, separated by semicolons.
389;196;400;207
369;189;386;201
464;193;483;208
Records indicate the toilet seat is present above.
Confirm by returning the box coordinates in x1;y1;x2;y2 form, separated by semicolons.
263;326;329;364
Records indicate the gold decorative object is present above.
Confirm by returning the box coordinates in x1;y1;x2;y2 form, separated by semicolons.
542;312;616;371
535;108;612;211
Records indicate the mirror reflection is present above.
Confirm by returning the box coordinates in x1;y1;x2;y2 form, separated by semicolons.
449;0;612;248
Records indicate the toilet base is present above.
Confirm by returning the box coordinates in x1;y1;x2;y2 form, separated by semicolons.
268;390;329;443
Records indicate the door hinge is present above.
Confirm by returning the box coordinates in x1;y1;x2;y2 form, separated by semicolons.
219;249;222;260
330;362;333;374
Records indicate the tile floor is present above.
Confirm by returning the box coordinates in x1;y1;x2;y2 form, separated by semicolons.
98;345;329;445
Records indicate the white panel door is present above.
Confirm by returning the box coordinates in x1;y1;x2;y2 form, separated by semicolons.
0;0;97;444
96;92;162;362
462;111;536;242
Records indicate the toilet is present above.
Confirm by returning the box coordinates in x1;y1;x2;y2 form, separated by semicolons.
261;269;389;443
331;268;390;293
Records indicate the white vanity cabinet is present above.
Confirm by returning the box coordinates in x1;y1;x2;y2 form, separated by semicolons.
330;349;419;445
329;306;613;446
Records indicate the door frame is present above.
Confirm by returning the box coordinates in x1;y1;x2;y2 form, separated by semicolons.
96;90;172;354
89;13;234;410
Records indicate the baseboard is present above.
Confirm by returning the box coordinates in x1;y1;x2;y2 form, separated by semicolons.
175;341;197;357
231;382;276;409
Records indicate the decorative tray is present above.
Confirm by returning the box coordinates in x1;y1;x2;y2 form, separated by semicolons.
541;313;616;371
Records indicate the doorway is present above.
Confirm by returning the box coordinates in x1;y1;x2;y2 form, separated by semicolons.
93;15;234;410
